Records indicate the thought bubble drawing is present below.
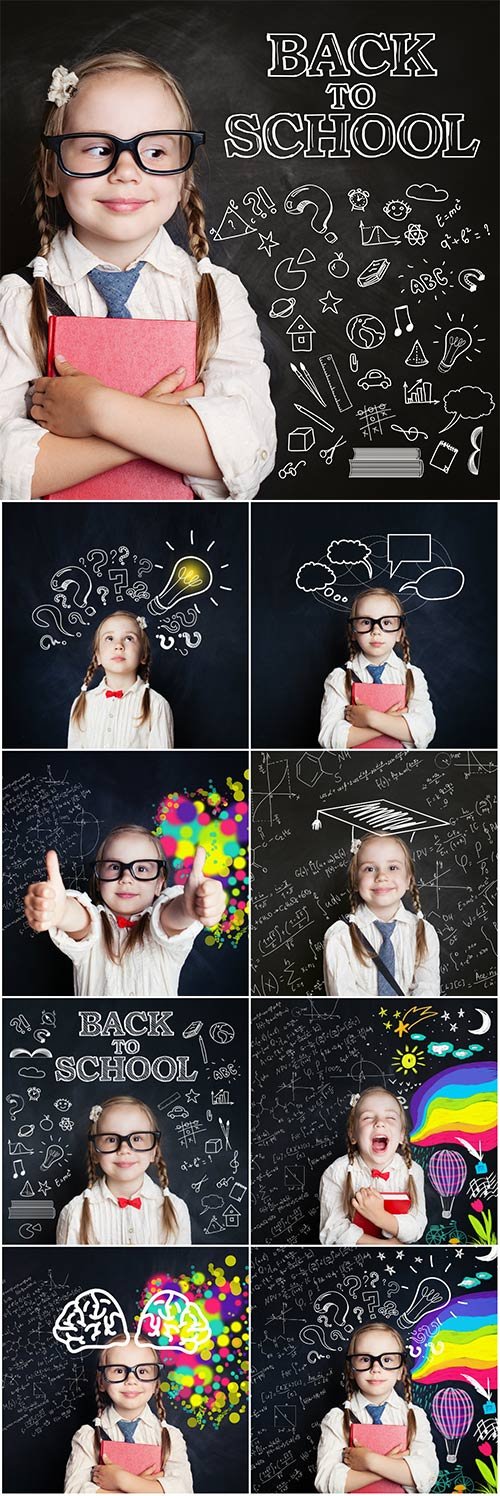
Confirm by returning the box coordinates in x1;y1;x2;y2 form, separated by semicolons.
439;386;495;433
326;540;373;577
296;562;337;593
406;183;449;203
135;1289;211;1355
53;1289;129;1354
399;567;465;602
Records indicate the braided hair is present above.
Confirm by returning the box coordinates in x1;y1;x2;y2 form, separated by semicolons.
70;612;152;731
342;1322;416;1448
347;834;428;967
89;824;168;964
30;51;220;373
345;588;414;705
340;1088;418;1222
94;1334;171;1467
81;1094;179;1245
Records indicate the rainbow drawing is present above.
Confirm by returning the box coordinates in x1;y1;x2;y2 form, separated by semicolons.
411;1291;497;1388
409;1063;497;1150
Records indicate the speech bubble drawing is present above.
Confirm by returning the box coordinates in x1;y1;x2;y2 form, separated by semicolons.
399;566;465;602
387;533;432;578
439;386;495;433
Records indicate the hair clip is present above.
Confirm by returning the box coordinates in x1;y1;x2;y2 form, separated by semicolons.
136;616;147;629
94;1416;103;1428
350;1093;360;1106
32;256;50;280
80;683;88;693
351;837;362;854
416;909;424;921
83;1188;92;1200
160;1418;168;1429
47;64;79;106
197;256;213;275
162;1186;171;1198
89;1104;102;1123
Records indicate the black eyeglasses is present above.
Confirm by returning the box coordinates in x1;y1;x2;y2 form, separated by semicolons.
98;1363;160;1383
347;1352;406;1371
41;130;205;177
94;859;165;882
351;616;405;634
90;1129;160;1154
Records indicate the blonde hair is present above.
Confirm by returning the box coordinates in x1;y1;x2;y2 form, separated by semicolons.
347;834;428;966
341;1087;417;1220
70;612;152;731
94;1333;170;1466
90;823;168;963
81;1093;178;1245
342;1321;416;1447
345;587;414;706
30;50;220;372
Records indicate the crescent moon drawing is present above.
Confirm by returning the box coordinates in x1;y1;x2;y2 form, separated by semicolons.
468;1008;491;1035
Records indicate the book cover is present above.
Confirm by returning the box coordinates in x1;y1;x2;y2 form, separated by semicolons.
45;316;197;500
349;1422;406;1493
351;682;406;750
99;1439;162;1475
353;1192;411;1238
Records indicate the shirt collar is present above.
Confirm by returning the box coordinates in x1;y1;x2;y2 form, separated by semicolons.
97;1173;159;1205
95;675;143;698
347;649;400;674
107;1402;157;1434
97;901;153;925
39;223;189;288
354;1388;402;1416
358;902;414;927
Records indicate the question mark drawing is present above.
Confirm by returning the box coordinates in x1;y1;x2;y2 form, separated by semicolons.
156;633;175;651
313;1291;352;1335
299;1326;331;1361
6;1094;24;1121
97;586;109;606
138;558;154;578
50;565;95;616
32;605;72;648
87;549;109;576
284;184;337;243
242;188;268;220
118;546;130;564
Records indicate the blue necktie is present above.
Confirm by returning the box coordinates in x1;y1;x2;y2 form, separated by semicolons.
366;1403;387;1424
374;919;397;995
117;1418;140;1443
367;663;386;683
88;261;144;317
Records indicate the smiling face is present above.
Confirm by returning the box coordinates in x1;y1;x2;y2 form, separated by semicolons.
96;828;166;916
96;614;144;685
46;70;186;265
349;1325;403;1403
352;1089;405;1170
99;1337;159;1416
352;591;403;665
93;1101;157;1197
355;836;410;920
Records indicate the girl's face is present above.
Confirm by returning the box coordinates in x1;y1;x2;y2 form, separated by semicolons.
97;830;166;915
349;1326;403;1402
96;617;144;680
356;836;410;918
353;1091;405;1169
352;593;403;665
99;1339;158;1416
93;1102;157;1196
47;71;186;265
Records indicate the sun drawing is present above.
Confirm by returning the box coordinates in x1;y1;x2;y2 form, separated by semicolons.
393;1044;426;1075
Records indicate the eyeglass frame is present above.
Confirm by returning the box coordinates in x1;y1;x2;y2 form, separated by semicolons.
41;129;205;177
97;1363;160;1382
93;859;166;882
346;1352;406;1370
90;1129;161;1153
350;615;406;634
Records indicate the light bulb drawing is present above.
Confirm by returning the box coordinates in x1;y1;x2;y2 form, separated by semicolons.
397;1276;451;1328
431;1387;474;1464
428;1148;468;1219
438;326;472;372
148;556;214;617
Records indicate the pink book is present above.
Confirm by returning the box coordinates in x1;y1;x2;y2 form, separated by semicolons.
353;1191;411;1238
349;1423;406;1493
99;1439;162;1475
45;316;197;500
351;682;405;750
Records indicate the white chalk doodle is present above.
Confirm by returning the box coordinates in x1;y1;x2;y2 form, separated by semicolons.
458;268;485;293
284;184;337;243
439;387;495;433
346;314;386;350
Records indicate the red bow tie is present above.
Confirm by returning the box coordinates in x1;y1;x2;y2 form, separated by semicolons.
117;1196;142;1210
116;915;137;929
372;1169;390;1180
106;689;123;698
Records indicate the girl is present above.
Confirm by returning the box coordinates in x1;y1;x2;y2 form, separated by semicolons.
0;51;276;501
323;834;440;996
56;1096;191;1246
315;1322;439;1494
64;1333;193;1493
319;1087;426;1246
318;589;435;750
68;612;174;751
23;824;226;996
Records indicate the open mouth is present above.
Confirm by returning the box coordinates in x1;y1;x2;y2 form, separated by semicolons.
371;1135;389;1154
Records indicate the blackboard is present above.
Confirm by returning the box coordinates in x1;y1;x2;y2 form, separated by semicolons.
251;750;497;995
2;1246;248;1494
2;504;248;749
3;750;248;996
251;500;497;749
1;1;498;499
3;997;248;1245
251;997;497;1246
251;1245;497;1494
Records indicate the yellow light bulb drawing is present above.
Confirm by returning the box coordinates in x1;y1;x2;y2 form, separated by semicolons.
148;555;214;616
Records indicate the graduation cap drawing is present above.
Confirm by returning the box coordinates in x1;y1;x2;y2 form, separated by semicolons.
311;797;449;848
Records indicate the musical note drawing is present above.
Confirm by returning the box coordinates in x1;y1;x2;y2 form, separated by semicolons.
394;304;414;337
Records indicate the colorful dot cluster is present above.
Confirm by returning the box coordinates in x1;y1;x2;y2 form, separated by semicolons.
137;1257;249;1429
154;775;249;947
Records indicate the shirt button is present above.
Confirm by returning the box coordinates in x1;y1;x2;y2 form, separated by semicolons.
260;449;268;459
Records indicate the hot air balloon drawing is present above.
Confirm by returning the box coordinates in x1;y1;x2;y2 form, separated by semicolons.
428;1149;467;1219
431;1387;474;1463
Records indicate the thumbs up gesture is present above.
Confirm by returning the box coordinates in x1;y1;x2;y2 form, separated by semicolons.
183;845;226;928
24;849;68;932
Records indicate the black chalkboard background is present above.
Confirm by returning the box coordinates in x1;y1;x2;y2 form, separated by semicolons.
251;500;497;748
3;750;248;996
3;997;248;1245
251;998;497;1245
251;1245;497;1493
2;1246;248;1494
3;504;248;749
251;750;497;996
1;1;498;498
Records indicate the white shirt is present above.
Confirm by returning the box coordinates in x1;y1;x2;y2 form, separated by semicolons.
315;1388;439;1495
64;1401;193;1494
0;224;277;501
318;650;436;751
67;677;174;751
323;903;440;997
49;885;202;997
319;1152;427;1246
56;1172;191;1247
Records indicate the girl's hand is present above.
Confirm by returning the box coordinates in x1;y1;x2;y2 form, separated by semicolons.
31;355;103;438
91;1458;124;1491
353;1187;389;1228
344;704;373;728
183;845;227;927
143;368;205;404
24;850;68;932
343;1446;373;1471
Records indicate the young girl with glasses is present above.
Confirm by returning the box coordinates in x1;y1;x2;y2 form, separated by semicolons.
319;1087;426;1246
68;612;174;750
64;1334;193;1493
315;1322;439;1493
323;835;440;996
23;823;226;996
56;1096;190;1246
0;51;276;500
319;588;435;750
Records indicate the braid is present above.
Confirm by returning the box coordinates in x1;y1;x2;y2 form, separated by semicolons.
400;1138;418;1209
70;656;99;728
344;623;358;700
409;876;428;963
400;632;415;705
342;1365;356;1443
400;1364;416;1447
154;1385;172;1467
80;1149;98;1244
137;662;151;730
29;166;58;373
347;863;372;967
181;179;221;374
155;1147;179;1242
93;1386;107;1462
341;1126;358;1219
